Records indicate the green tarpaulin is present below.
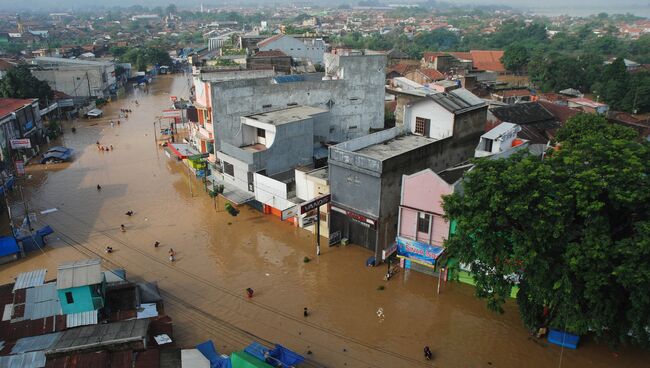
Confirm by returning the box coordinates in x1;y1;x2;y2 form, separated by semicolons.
230;351;273;368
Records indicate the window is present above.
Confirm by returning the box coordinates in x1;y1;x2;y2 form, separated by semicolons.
415;117;430;136
257;128;266;138
483;138;493;152
65;292;74;304
417;213;431;233
223;162;234;176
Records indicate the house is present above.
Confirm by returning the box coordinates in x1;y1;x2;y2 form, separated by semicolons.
475;122;529;158
386;62;418;80
567;97;609;115
385;48;410;65
247;50;292;74
217;105;329;209
490;88;533;104
56;259;106;314
395;165;472;275
31;57;117;98
329;89;487;261
257;34;327;64
0;98;46;171
188;68;277;165
404;68;445;85
488;102;561;144
422;50;506;74
0;58;18;79
295;166;330;237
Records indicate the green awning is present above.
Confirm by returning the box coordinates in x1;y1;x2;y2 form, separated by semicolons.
230;351;273;368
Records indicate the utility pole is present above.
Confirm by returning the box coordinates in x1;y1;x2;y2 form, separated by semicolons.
316;207;321;256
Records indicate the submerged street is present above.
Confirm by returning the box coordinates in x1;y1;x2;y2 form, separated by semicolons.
1;75;648;368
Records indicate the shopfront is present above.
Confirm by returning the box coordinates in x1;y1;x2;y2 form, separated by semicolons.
396;236;445;276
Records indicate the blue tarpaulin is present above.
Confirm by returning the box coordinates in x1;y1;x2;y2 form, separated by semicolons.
268;344;305;367
244;342;268;362
244;342;305;367
196;340;232;368
0;176;15;196
0;236;19;257
548;329;580;349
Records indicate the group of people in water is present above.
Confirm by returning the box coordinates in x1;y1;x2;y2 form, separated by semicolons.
103;209;178;262
96;141;114;152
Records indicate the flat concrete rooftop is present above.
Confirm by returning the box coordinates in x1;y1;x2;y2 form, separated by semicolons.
354;134;437;161
245;105;328;126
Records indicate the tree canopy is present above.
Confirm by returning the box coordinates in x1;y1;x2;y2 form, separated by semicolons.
443;114;650;348
0;65;53;104
119;47;172;71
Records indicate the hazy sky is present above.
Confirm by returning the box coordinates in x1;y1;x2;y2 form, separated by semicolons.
0;0;648;17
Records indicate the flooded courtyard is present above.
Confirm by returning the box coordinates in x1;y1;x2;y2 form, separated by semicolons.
1;75;648;368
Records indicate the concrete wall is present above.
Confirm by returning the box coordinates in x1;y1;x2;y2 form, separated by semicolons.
253;172;294;210
399;170;453;245
32;64;115;98
259;36;326;64
211;53;386;150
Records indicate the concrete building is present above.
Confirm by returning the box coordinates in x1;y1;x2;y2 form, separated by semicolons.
189;69;277;159
295;166;330;237
247;50;292;74
329;89;487;261
31;57;116;98
56;259;105;315
0;98;45;172
395;165;471;275
210;51;386;152
257;34;327;64
217;105;329;207
475;122;529;158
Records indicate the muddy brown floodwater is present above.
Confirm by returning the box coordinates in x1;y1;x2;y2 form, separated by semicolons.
1;75;649;368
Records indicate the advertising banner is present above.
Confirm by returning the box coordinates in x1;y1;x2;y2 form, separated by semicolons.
396;236;444;266
10;139;31;149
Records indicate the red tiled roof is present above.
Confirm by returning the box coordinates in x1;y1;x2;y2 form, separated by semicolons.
448;51;473;61
253;50;288;58
538;100;579;123
0;58;17;71
387;62;417;76
0;98;36;119
418;68;445;81
257;34;285;48
468;50;505;72
497;89;531;98
422;51;447;62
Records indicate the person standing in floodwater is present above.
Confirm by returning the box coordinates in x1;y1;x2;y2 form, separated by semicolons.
246;288;254;298
120;224;126;232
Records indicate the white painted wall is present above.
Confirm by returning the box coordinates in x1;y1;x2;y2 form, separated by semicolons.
259;36;325;64
405;99;454;139
253;173;295;210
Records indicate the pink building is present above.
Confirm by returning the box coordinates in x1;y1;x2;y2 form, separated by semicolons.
395;165;472;274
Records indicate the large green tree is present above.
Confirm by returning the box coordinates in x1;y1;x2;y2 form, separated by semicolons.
0;65;53;104
501;43;530;72
443;114;650;348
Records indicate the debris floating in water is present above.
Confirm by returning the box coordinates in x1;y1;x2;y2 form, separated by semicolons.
40;208;58;215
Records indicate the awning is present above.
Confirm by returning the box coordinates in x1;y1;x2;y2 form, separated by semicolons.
166;143;198;160
212;178;254;205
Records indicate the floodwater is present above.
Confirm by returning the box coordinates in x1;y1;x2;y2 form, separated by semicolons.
1;75;649;368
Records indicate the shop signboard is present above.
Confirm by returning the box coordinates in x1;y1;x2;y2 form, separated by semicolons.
15;160;25;176
162;109;181;118
10;139;31;149
300;194;330;214
301;214;318;227
382;242;398;261
396;236;444;266
281;205;298;221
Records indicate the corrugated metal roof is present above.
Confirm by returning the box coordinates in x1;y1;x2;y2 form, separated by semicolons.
103;269;126;283
24;282;61;320
11;332;62;354
450;88;485;106
13;269;47;292
482;122;519;140
66;310;98;328
0;351;46;368
46;319;149;355
57;259;103;289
